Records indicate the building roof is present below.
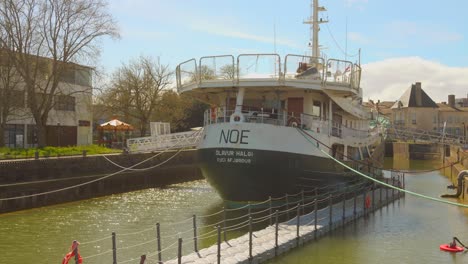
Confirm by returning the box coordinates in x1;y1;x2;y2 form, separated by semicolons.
391;82;438;109
437;103;468;112
363;101;394;117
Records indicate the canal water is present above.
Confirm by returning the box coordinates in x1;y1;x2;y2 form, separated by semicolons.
0;159;467;264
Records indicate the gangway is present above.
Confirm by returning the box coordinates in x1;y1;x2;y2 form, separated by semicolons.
127;129;203;153
385;126;466;146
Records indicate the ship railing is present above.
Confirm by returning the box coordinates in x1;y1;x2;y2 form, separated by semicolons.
237;54;282;81
203;107;289;127
176;54;361;92
324;59;356;90
300;113;379;140
300;113;330;135
283;54;325;86
127;130;203;153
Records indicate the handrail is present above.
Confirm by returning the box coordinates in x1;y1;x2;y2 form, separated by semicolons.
176;53;362;95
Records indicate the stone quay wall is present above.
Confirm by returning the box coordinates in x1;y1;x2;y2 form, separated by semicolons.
0;150;202;214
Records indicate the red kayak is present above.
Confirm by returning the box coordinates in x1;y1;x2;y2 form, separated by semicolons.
440;244;464;252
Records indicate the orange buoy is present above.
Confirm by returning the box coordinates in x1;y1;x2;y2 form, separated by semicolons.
440;244;464;252
62;240;83;264
365;195;371;209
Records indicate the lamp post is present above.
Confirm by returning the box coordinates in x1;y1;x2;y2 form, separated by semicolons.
463;122;466;144
57;122;61;147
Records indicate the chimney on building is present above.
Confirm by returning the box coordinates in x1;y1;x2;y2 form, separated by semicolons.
415;82;422;106
448;94;455;108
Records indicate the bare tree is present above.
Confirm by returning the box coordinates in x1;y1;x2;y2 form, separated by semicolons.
0;49;26;147
220;64;236;79
103;56;172;136
0;0;119;147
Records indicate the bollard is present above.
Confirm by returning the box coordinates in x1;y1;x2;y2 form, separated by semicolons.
275;210;279;256
314;199;318;240
34;151;39;160
392;178;395;200
74;247;79;264
223;207;227;241
193;214;198;252
379;184;383;207
342;191;346;224
156;223;162;264
353;191;357;219
112;232;117;264
140;255;146;264
178;237;182;264
249;217;253;261
286;194;290;219
269;196;272;226
363;190;367;216
217;226;221;264
403;173;406;190
386;179;389;204
296;204;300;245
372;184;375;212
82;150;87;158
328;194;333;231
301;190;305;215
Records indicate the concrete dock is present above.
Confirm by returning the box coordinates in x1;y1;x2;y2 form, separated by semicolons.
163;186;403;264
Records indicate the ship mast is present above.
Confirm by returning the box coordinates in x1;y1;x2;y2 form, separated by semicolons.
303;0;328;58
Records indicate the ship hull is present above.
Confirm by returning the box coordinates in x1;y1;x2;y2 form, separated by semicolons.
198;148;359;201
196;123;377;201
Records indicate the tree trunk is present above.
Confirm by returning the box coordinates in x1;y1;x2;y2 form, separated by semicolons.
36;123;47;148
140;121;146;137
0;123;5;147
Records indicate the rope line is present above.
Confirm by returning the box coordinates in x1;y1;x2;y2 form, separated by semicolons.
0;147;187;201
297;128;468;208
81;249;113;260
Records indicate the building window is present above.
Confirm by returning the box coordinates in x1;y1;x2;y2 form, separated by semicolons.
411;112;416;124
27;125;38;147
3;124;24;148
54;95;75;111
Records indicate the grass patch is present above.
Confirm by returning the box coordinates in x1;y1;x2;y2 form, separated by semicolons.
0;145;121;160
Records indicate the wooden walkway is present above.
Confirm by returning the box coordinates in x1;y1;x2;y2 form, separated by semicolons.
165;187;403;264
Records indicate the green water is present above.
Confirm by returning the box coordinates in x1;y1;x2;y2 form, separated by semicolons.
0;159;467;263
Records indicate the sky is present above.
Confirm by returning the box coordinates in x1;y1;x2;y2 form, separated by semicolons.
98;0;468;102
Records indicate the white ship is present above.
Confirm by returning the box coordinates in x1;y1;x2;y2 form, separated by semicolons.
175;0;381;201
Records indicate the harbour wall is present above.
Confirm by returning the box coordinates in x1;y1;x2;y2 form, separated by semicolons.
442;145;468;201
389;142;441;160
0;150;202;214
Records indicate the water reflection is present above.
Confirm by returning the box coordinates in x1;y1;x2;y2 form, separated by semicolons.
0;158;467;264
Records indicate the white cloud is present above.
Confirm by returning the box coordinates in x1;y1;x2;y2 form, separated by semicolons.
385;21;463;45
361;57;468;102
189;22;300;50
348;32;371;45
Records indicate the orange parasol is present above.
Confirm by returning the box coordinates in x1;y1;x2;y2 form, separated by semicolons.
98;119;134;131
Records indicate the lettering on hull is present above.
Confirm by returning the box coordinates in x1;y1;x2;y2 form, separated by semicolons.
215;149;254;164
219;129;250;144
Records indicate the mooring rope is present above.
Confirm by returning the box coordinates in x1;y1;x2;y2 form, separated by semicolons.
296;128;468;208
0;146;188;201
303;128;465;174
101;130;200;171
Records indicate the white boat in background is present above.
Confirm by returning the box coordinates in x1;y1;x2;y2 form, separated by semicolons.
174;0;382;201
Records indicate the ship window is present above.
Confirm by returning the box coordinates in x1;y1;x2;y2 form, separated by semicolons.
312;100;321;117
347;146;361;160
361;147;370;159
